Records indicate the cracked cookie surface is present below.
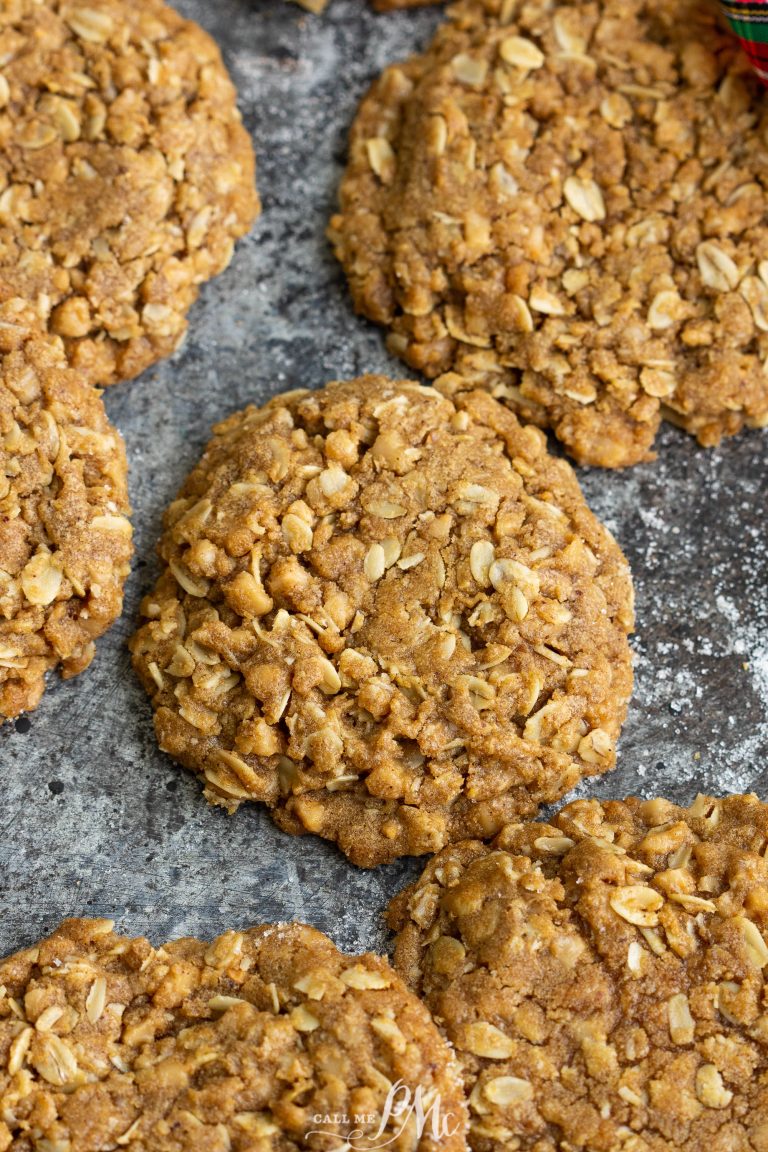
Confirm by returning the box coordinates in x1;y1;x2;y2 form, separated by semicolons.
388;793;768;1152
0;0;258;387
130;376;633;867
0;298;132;721
329;0;768;467
0;918;468;1151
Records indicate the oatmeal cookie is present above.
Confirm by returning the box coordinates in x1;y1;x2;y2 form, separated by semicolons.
329;0;768;467
388;792;768;1152
0;918;468;1151
0;0;258;387
0;298;132;721
130;377;633;867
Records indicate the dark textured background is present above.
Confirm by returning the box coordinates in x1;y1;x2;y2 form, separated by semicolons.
1;0;767;958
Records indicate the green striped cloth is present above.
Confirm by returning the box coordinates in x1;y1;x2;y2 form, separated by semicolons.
721;0;768;81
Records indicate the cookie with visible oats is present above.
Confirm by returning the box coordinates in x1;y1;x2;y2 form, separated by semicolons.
388;793;768;1152
130;376;633;867
329;0;768;467
0;917;468;1152
0;299;132;721
0;0;258;387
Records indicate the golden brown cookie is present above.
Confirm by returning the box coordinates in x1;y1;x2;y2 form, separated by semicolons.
130;376;633;867
0;0;259;387
329;0;768;467
0;917;468;1151
0;298;133;721
388;793;768;1151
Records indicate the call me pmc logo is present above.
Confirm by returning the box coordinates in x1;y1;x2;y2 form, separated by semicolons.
306;1078;462;1151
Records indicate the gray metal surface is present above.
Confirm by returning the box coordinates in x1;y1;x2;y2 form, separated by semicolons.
2;0;767;959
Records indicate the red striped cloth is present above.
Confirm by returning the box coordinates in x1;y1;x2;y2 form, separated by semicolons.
721;0;768;82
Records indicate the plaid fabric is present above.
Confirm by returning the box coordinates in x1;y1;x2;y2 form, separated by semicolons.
721;0;768;82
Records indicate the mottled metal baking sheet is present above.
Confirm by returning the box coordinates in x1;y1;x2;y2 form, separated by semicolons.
1;0;767;958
